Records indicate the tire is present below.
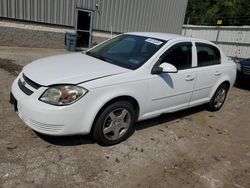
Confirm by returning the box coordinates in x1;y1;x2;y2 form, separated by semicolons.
208;83;229;111
92;101;136;146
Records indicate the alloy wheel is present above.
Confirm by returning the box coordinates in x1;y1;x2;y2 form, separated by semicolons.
214;88;226;109
102;108;131;141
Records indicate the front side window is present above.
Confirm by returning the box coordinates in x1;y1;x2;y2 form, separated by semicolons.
86;34;166;70
196;43;221;67
161;42;192;70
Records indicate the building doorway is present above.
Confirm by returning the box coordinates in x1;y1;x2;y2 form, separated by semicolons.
76;9;93;48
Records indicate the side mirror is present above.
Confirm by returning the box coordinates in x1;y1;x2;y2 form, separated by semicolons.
152;62;178;74
159;62;178;73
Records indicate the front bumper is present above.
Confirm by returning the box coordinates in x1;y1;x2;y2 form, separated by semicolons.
237;71;250;80
237;64;250;80
10;76;94;136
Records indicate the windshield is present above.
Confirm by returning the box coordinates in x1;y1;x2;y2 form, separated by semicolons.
86;34;166;70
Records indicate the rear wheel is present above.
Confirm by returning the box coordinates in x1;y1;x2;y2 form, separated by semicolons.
93;101;135;146
208;83;229;111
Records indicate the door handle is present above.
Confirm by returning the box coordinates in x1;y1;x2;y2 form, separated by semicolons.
185;75;194;81
214;71;221;76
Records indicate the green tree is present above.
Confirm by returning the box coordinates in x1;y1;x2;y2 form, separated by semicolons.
185;0;250;25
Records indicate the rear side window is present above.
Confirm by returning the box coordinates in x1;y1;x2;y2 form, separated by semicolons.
161;42;192;70
196;43;221;67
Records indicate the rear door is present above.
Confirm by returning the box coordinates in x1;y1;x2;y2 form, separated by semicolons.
190;43;222;105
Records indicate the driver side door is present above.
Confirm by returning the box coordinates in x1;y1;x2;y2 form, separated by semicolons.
146;42;196;115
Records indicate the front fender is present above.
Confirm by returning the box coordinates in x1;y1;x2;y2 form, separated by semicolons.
78;80;148;133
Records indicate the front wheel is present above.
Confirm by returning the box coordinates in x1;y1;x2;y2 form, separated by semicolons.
92;101;135;146
208;83;229;111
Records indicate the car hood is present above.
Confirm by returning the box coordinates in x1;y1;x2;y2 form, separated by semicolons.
23;53;130;86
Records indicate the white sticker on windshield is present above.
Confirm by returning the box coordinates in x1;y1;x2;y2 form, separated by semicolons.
145;38;163;46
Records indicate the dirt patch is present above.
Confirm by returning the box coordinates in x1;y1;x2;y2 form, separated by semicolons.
0;58;22;76
233;168;250;187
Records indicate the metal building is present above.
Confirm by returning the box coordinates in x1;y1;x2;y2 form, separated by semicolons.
0;0;188;48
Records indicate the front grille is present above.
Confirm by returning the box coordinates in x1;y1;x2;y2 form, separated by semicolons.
18;79;33;95
23;74;41;89
242;65;250;75
18;74;41;95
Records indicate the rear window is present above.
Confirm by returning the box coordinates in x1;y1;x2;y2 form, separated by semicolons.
196;43;221;67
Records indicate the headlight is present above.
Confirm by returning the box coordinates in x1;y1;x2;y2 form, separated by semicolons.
237;63;241;71
40;85;88;106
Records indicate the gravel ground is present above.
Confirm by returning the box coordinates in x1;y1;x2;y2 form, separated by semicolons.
0;47;250;188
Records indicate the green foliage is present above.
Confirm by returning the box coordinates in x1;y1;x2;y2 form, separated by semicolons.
185;0;250;25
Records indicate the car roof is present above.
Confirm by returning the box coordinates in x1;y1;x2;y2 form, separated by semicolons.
127;32;213;45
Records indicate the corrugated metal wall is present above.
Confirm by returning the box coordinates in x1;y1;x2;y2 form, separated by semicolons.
0;0;187;34
0;0;75;25
182;25;250;59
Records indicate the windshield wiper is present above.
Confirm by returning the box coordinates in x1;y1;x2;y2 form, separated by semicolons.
86;51;114;64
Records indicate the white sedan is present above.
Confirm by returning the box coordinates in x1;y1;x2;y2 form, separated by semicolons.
10;32;236;145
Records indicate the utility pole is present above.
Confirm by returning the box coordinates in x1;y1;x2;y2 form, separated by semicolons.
184;17;190;36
